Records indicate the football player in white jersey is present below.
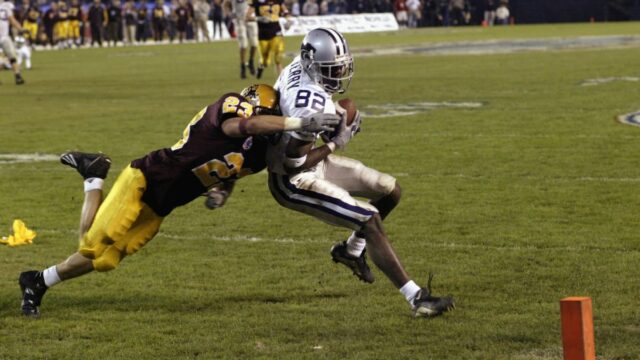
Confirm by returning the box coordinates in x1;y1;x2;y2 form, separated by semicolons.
224;0;259;78
15;36;31;70
267;27;455;317
0;0;26;84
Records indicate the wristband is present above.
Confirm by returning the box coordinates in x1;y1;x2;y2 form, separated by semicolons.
284;154;307;168
283;117;303;130
326;142;336;153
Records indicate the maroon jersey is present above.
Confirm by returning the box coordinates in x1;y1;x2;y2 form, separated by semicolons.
131;93;267;216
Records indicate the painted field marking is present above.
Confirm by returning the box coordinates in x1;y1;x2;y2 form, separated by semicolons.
362;101;484;118
0;153;60;164
36;229;640;254
581;77;639;86
560;297;596;360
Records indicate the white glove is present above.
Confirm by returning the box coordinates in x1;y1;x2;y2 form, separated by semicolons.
329;117;359;150
204;189;229;210
300;113;341;133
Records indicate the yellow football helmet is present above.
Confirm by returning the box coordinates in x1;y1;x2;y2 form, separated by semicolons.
240;84;280;116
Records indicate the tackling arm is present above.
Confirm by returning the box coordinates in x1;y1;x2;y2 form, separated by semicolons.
204;181;235;210
221;113;339;138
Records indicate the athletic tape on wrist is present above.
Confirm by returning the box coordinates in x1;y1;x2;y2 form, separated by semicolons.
283;117;303;130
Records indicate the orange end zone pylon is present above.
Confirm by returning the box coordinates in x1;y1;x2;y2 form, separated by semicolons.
560;297;596;360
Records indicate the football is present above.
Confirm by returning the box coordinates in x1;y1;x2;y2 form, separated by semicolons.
335;98;358;127
327;98;358;138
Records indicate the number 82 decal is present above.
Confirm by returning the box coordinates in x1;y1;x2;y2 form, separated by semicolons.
294;90;326;111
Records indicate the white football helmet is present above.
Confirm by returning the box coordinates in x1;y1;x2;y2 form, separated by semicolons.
300;28;354;94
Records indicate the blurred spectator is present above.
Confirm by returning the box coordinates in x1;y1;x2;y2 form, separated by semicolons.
449;0;468;25
356;0;372;13
303;0;319;16
289;0;300;16
394;0;408;28
334;0;347;14
136;0;150;42
192;0;210;41
55;1;70;49
106;0;122;46
423;0;442;26
124;0;137;44
483;0;495;26
406;0;421;27
42;2;58;46
21;0;41;45
151;0;167;42
68;0;83;47
495;0;508;25
88;0;106;47
319;0;329;15
373;0;393;13
167;0;177;42
211;0;223;39
175;0;190;42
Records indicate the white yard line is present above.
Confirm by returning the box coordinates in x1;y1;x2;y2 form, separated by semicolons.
35;228;638;254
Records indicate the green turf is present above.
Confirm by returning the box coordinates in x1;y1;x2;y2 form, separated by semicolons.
2;23;640;359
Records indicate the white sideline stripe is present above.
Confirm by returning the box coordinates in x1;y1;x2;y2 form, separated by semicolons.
36;228;638;253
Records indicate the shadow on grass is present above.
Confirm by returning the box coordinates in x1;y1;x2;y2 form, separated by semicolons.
0;289;350;318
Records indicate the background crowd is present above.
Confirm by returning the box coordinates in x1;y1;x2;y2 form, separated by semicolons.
10;0;511;48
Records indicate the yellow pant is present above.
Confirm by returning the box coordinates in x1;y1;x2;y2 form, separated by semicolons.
55;21;70;40
69;20;81;39
23;21;38;42
259;36;284;67
79;166;163;272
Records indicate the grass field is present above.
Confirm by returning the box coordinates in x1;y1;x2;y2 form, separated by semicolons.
1;23;640;359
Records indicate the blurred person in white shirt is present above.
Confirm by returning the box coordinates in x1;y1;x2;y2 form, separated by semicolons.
495;0;509;25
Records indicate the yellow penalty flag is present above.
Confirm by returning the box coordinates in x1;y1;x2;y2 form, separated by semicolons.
1;219;37;247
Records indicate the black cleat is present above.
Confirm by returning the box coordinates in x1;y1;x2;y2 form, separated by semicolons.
241;64;247;79
19;271;48;318
256;66;263;79
248;59;255;75
15;73;25;85
330;241;375;284
60;151;111;179
412;274;455;318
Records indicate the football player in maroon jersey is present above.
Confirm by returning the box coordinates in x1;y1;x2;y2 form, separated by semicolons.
18;84;339;317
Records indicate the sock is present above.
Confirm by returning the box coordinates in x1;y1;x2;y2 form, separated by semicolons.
84;178;104;192
345;232;366;257
399;280;421;304
43;266;61;288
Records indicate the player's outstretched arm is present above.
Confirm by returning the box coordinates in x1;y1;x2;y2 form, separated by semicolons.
221;113;339;138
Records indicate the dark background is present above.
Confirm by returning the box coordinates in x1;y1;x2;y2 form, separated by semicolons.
476;0;640;23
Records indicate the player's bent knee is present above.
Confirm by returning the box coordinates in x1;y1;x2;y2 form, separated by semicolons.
362;213;383;233
92;246;123;272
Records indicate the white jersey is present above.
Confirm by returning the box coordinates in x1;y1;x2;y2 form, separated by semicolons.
231;0;250;19
0;1;15;40
267;56;336;175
